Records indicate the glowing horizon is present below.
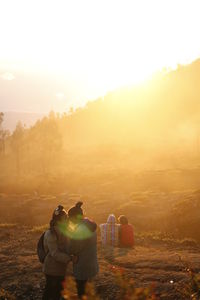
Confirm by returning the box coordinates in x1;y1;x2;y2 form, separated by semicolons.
1;0;200;110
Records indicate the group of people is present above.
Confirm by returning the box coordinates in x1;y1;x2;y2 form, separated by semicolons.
41;202;134;300
100;214;134;248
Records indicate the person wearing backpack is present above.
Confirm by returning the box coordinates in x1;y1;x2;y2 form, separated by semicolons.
41;205;75;300
118;215;134;248
67;202;98;299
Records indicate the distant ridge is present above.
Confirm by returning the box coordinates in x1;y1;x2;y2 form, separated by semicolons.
2;111;44;131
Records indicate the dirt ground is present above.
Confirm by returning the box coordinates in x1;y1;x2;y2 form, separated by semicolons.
0;225;200;299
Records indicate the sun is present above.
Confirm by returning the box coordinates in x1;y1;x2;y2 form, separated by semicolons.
0;0;200;101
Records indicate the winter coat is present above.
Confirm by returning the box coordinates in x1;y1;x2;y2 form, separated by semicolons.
43;226;71;276
69;218;99;280
99;214;120;246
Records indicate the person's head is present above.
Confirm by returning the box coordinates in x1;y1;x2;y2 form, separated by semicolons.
51;205;68;226
118;215;128;225
68;201;83;223
107;214;116;224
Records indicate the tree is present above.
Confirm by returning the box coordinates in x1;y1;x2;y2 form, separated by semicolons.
26;114;62;175
38;116;62;174
0;112;4;126
0;112;10;155
11;122;24;175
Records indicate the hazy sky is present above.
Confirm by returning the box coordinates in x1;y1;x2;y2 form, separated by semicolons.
0;0;200;112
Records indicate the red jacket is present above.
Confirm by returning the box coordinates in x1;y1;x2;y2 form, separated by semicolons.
119;224;134;247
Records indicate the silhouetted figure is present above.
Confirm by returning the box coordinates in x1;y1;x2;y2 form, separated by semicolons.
68;202;98;299
42;205;72;300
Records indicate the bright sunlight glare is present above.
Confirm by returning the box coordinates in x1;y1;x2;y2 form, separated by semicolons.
0;0;200;101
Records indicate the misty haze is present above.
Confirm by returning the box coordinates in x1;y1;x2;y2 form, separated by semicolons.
1;1;200;299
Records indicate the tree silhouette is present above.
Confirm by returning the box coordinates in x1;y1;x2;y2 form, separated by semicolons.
11;122;25;175
0;112;10;155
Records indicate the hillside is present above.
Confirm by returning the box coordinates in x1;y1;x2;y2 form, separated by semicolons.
2;223;200;300
1;59;200;193
59;59;200;149
1;60;200;299
1;193;200;299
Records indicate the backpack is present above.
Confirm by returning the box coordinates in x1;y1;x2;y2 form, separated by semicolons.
37;232;48;263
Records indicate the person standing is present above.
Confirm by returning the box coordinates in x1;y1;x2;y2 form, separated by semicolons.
68;202;99;299
42;205;73;300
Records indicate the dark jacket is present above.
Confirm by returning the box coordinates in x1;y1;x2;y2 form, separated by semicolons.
43;226;71;276
69;218;99;280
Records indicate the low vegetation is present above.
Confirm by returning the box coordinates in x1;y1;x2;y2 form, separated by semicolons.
28;224;48;234
0;192;200;299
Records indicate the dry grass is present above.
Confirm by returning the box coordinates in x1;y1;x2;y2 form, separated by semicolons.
0;223;17;229
28;224;48;233
0;192;200;299
1;223;200;299
0;288;16;300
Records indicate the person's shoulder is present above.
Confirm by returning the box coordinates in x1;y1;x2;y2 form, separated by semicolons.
83;217;96;226
99;223;106;228
127;224;134;230
45;229;57;241
44;229;50;236
82;218;97;231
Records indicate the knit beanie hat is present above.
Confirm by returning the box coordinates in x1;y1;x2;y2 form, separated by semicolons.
51;205;67;224
68;201;83;219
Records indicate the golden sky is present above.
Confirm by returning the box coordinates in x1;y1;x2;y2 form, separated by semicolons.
0;0;200;110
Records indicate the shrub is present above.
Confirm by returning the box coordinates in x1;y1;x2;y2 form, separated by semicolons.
0;289;15;300
62;266;157;299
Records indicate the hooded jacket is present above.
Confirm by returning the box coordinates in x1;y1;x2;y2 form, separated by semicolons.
99;214;120;246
